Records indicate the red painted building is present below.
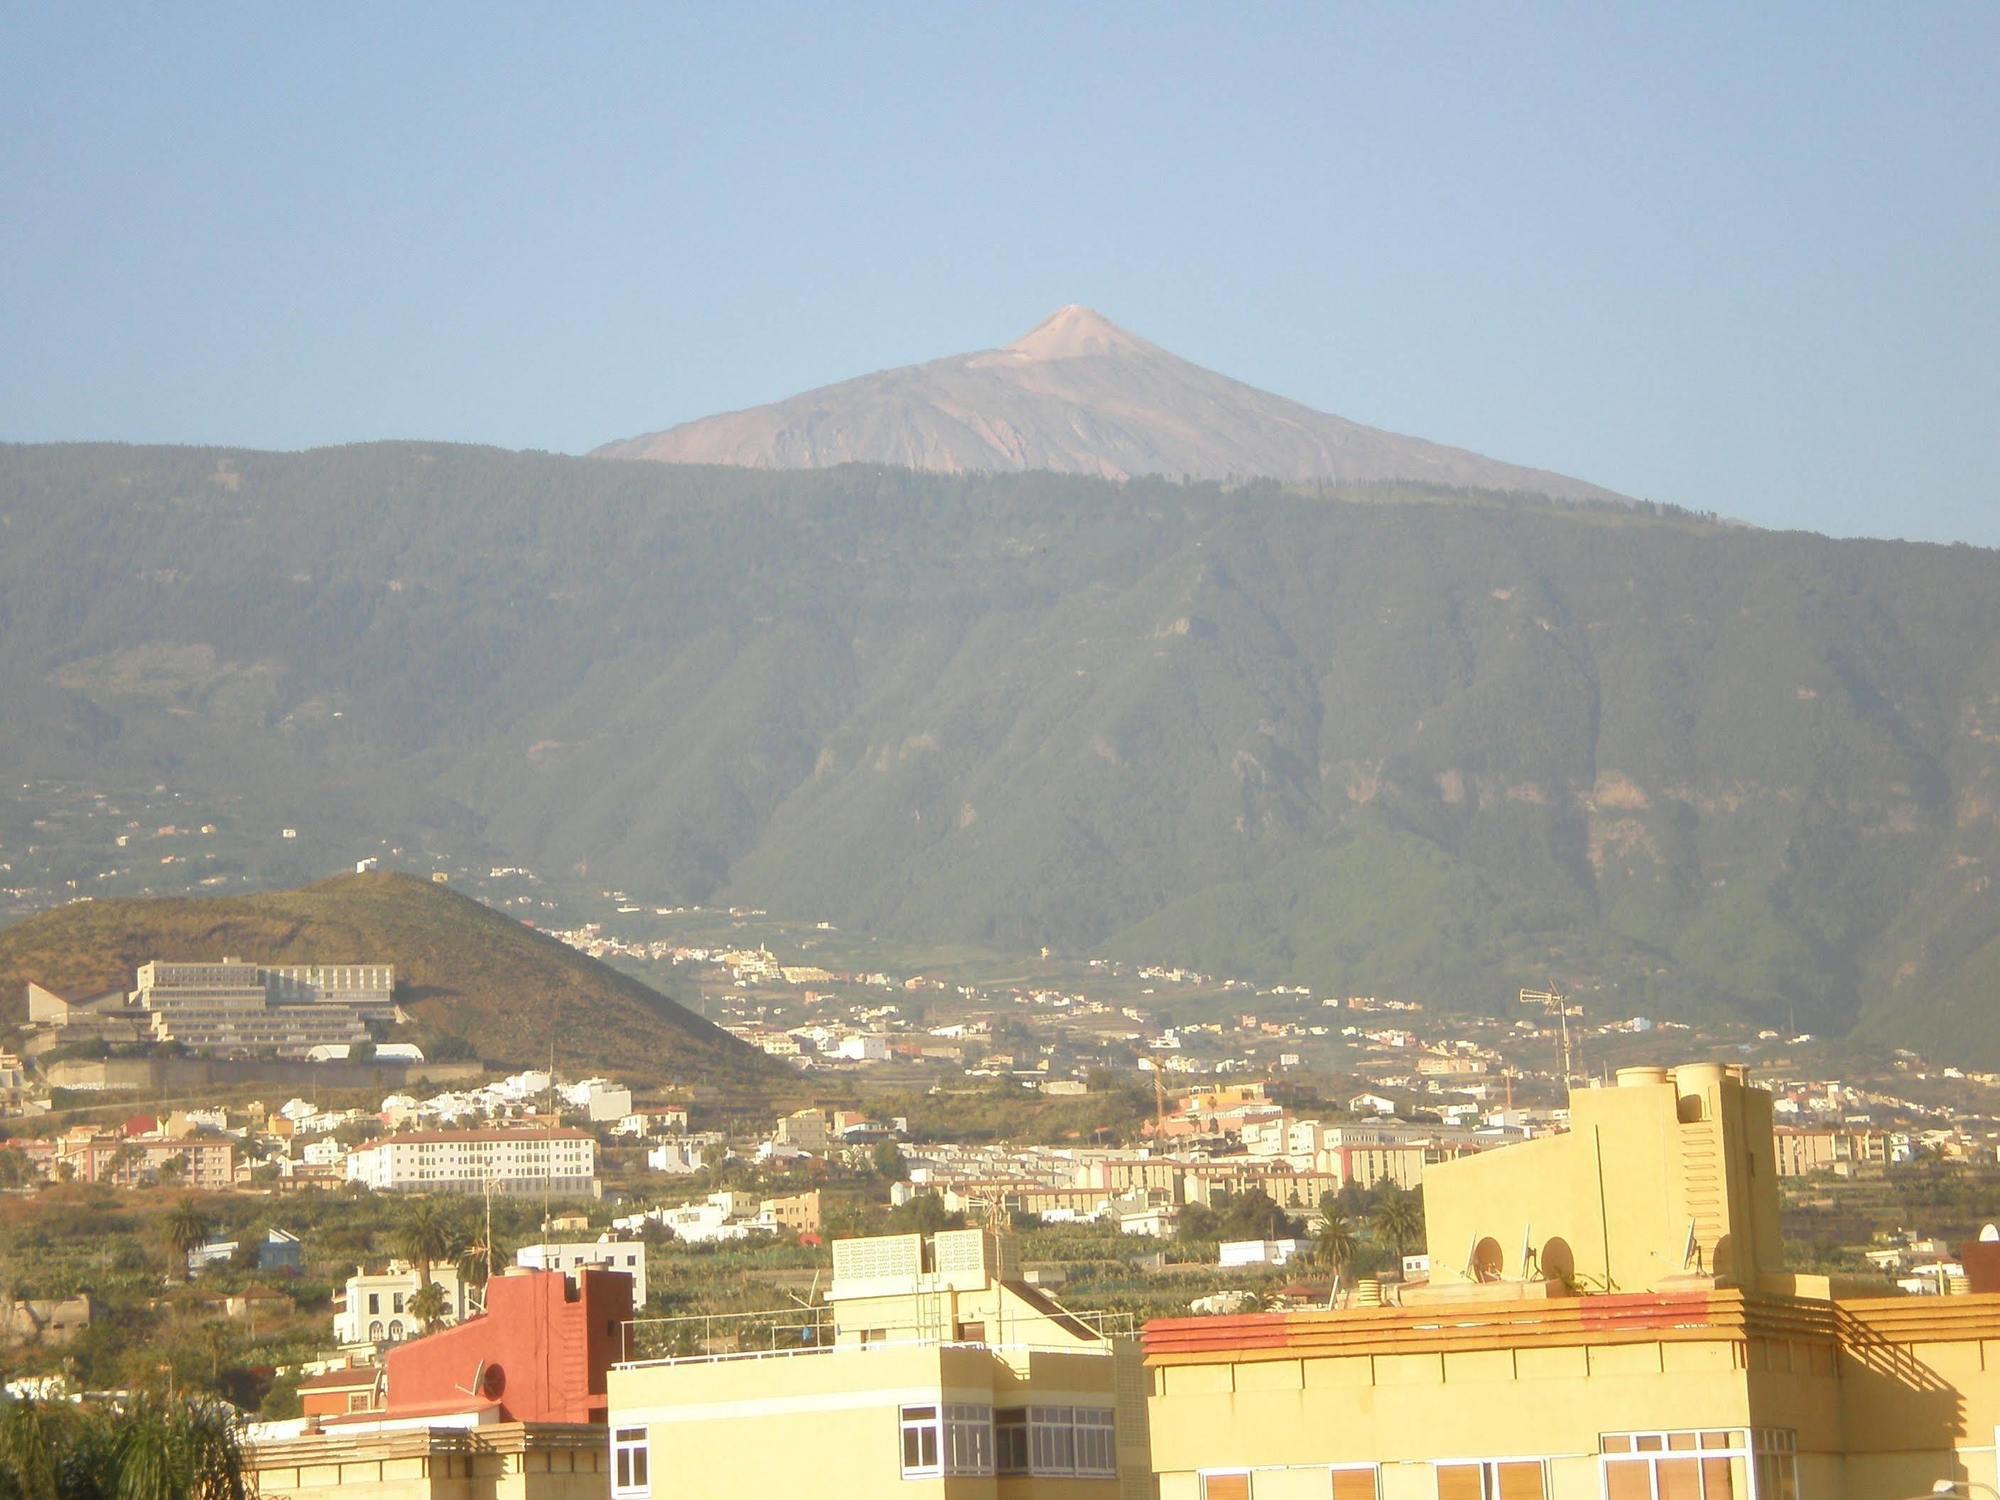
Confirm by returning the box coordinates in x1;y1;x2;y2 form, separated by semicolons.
378;1265;633;1425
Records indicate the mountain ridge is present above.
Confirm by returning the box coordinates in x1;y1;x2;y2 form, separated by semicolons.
594;307;1626;503
1;442;1996;1063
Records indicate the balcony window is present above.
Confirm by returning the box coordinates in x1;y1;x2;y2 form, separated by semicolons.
1602;1430;1773;1500
945;1405;994;1476
1076;1407;1117;1477
1031;1405;1078;1475
900;1405;942;1477
612;1426;650;1497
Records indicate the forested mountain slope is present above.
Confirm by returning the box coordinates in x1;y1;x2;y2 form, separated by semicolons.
3;442;1996;1059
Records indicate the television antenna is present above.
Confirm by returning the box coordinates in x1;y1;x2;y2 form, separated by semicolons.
1519;988;1579;1084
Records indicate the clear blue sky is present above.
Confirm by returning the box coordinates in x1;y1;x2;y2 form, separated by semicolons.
3;4;1995;544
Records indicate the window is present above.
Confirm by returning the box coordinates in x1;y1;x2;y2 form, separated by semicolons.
1752;1430;1797;1500
1436;1460;1545;1500
900;1405;942;1477
367;1293;380;1314
612;1426;649;1497
367;1320;384;1340
996;1409;1030;1475
1032;1406;1078;1475
393;1292;405;1313
1203;1476;1251;1500
1602;1430;1764;1500
1332;1468;1380;1500
387;1320;404;1342
1075;1407;1117;1477
945;1405;994;1476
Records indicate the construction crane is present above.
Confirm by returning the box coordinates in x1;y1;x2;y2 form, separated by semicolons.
1519;987;1580;1085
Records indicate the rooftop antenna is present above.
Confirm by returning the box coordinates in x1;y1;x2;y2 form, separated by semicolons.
1519;988;1573;1085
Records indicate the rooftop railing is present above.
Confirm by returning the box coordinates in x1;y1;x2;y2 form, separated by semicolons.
615;1302;1133;1369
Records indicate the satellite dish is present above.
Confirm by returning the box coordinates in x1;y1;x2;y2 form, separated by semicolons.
455;1359;486;1398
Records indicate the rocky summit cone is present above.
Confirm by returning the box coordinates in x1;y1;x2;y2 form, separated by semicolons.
593;306;1619;500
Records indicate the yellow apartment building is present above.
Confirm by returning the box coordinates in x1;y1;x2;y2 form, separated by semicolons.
1143;1062;2000;1500
605;1228;1153;1499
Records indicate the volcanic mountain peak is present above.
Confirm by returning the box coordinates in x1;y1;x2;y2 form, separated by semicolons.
594;308;1623;502
998;303;1155;362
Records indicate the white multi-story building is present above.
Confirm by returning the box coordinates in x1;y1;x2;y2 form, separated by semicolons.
647;1133;723;1175
515;1239;649;1304
343;1128;596;1197
131;958;397;1052
332;1261;469;1347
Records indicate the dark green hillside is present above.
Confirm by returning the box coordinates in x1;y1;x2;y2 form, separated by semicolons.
0;872;780;1084
1;442;1997;1059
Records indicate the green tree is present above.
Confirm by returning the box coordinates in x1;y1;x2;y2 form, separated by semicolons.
1217;1188;1296;1243
871;1141;908;1181
102;1141;145;1184
0;1393;248;1500
1314;1211;1358;1283
393;1200;465;1290
1176;1202;1220;1243
110;1392;250;1500
163;1198;210;1284
1369;1187;1425;1262
885;1194;962;1234
408;1280;451;1333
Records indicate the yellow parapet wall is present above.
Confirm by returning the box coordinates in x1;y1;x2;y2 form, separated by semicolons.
1420;1063;1783;1295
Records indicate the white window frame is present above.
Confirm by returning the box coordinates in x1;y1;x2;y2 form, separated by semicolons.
1600;1429;1790;1500
611;1425;650;1498
900;1404;943;1478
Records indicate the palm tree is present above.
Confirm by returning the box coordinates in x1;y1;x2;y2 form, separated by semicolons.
1314;1211;1358;1288
111;1392;250;1500
0;1393;247;1500
393;1200;464;1291
163;1197;211;1283
1369;1186;1425;1264
408;1280;451;1334
0;1394;65;1500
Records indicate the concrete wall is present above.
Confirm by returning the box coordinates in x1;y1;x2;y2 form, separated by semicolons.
43;1057;484;1092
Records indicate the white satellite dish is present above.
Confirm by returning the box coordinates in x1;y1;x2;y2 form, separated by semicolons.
1980;1223;1998;1243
